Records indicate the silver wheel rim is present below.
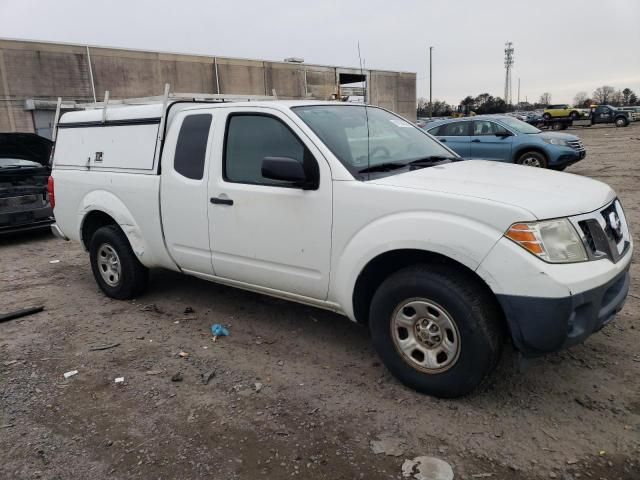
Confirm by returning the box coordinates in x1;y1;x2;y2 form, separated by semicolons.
521;156;542;167
391;298;461;373
616;119;624;127
97;243;121;287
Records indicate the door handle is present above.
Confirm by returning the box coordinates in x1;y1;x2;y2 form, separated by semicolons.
210;196;233;206
471;139;481;143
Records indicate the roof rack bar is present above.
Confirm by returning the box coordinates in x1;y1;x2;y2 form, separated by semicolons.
73;86;274;110
51;97;62;142
157;83;171;143
101;90;110;123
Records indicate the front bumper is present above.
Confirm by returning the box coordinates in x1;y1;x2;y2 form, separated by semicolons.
548;147;586;167
496;265;630;356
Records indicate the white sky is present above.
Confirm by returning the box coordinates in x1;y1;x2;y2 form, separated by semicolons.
1;0;639;105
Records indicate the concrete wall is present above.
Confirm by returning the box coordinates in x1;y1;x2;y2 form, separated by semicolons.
0;38;416;135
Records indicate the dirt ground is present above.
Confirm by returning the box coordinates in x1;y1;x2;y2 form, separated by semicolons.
2;123;639;480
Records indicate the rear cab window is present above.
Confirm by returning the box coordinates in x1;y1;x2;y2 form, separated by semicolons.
174;114;212;180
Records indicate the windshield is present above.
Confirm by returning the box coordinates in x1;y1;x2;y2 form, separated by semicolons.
498;117;541;134
0;158;43;168
292;105;456;178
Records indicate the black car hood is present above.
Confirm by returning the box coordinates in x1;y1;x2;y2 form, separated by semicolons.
0;133;53;166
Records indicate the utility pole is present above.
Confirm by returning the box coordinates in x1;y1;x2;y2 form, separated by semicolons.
428;46;433;118
504;42;514;105
517;78;521;106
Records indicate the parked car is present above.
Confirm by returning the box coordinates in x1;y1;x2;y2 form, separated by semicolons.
614;106;639;122
0;133;54;234
425;115;586;169
50;101;631;398
543;104;586;120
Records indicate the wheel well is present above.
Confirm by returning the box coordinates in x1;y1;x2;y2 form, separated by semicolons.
81;211;118;249
514;146;547;162
352;249;506;328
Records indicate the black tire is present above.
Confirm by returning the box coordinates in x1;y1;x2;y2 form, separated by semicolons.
369;264;504;398
543;112;551;120
614;117;628;127
89;225;148;299
516;150;548;168
569;111;579;120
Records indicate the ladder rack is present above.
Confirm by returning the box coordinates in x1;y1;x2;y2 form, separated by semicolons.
52;83;277;142
52;83;278;165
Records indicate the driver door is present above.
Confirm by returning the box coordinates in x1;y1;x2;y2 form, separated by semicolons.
207;108;333;300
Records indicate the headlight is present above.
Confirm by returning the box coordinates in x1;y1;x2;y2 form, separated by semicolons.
505;219;588;263
542;137;569;146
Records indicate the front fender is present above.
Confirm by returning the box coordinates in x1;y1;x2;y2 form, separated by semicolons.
329;211;504;320
78;190;149;261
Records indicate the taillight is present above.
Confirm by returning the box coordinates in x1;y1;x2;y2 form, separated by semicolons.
47;176;55;209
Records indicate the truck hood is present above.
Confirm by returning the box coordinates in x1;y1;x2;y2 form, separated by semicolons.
0;133;53;166
370;160;615;219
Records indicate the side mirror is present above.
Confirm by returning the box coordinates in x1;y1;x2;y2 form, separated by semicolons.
262;156;307;185
496;131;513;137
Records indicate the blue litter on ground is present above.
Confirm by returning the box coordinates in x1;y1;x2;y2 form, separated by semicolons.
211;324;229;337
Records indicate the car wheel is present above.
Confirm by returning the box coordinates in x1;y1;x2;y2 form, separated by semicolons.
543;113;551;120
615;117;628;127
89;225;149;299
569;111;579;120
516;151;548;168
369;264;504;398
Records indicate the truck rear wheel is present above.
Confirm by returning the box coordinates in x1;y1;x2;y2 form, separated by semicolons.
369;265;504;398
89;225;148;299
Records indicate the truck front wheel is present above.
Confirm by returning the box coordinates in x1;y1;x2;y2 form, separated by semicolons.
615;117;628;127
369;265;504;398
89;225;149;299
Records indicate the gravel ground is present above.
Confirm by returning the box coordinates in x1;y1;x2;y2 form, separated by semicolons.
1;123;639;480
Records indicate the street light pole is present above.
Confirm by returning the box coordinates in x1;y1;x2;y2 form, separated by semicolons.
428;46;433;118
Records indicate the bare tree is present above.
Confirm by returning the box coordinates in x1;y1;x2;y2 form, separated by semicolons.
622;88;636;106
610;90;624;106
573;91;589;107
592;85;616;104
539;92;552;105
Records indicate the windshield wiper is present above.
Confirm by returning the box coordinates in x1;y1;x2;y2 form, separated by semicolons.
405;155;458;170
407;155;457;165
358;161;407;174
358;155;458;174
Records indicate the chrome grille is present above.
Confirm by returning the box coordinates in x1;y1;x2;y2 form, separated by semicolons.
566;139;585;151
573;199;630;263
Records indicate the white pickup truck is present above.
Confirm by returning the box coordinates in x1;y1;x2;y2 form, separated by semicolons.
50;99;632;397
